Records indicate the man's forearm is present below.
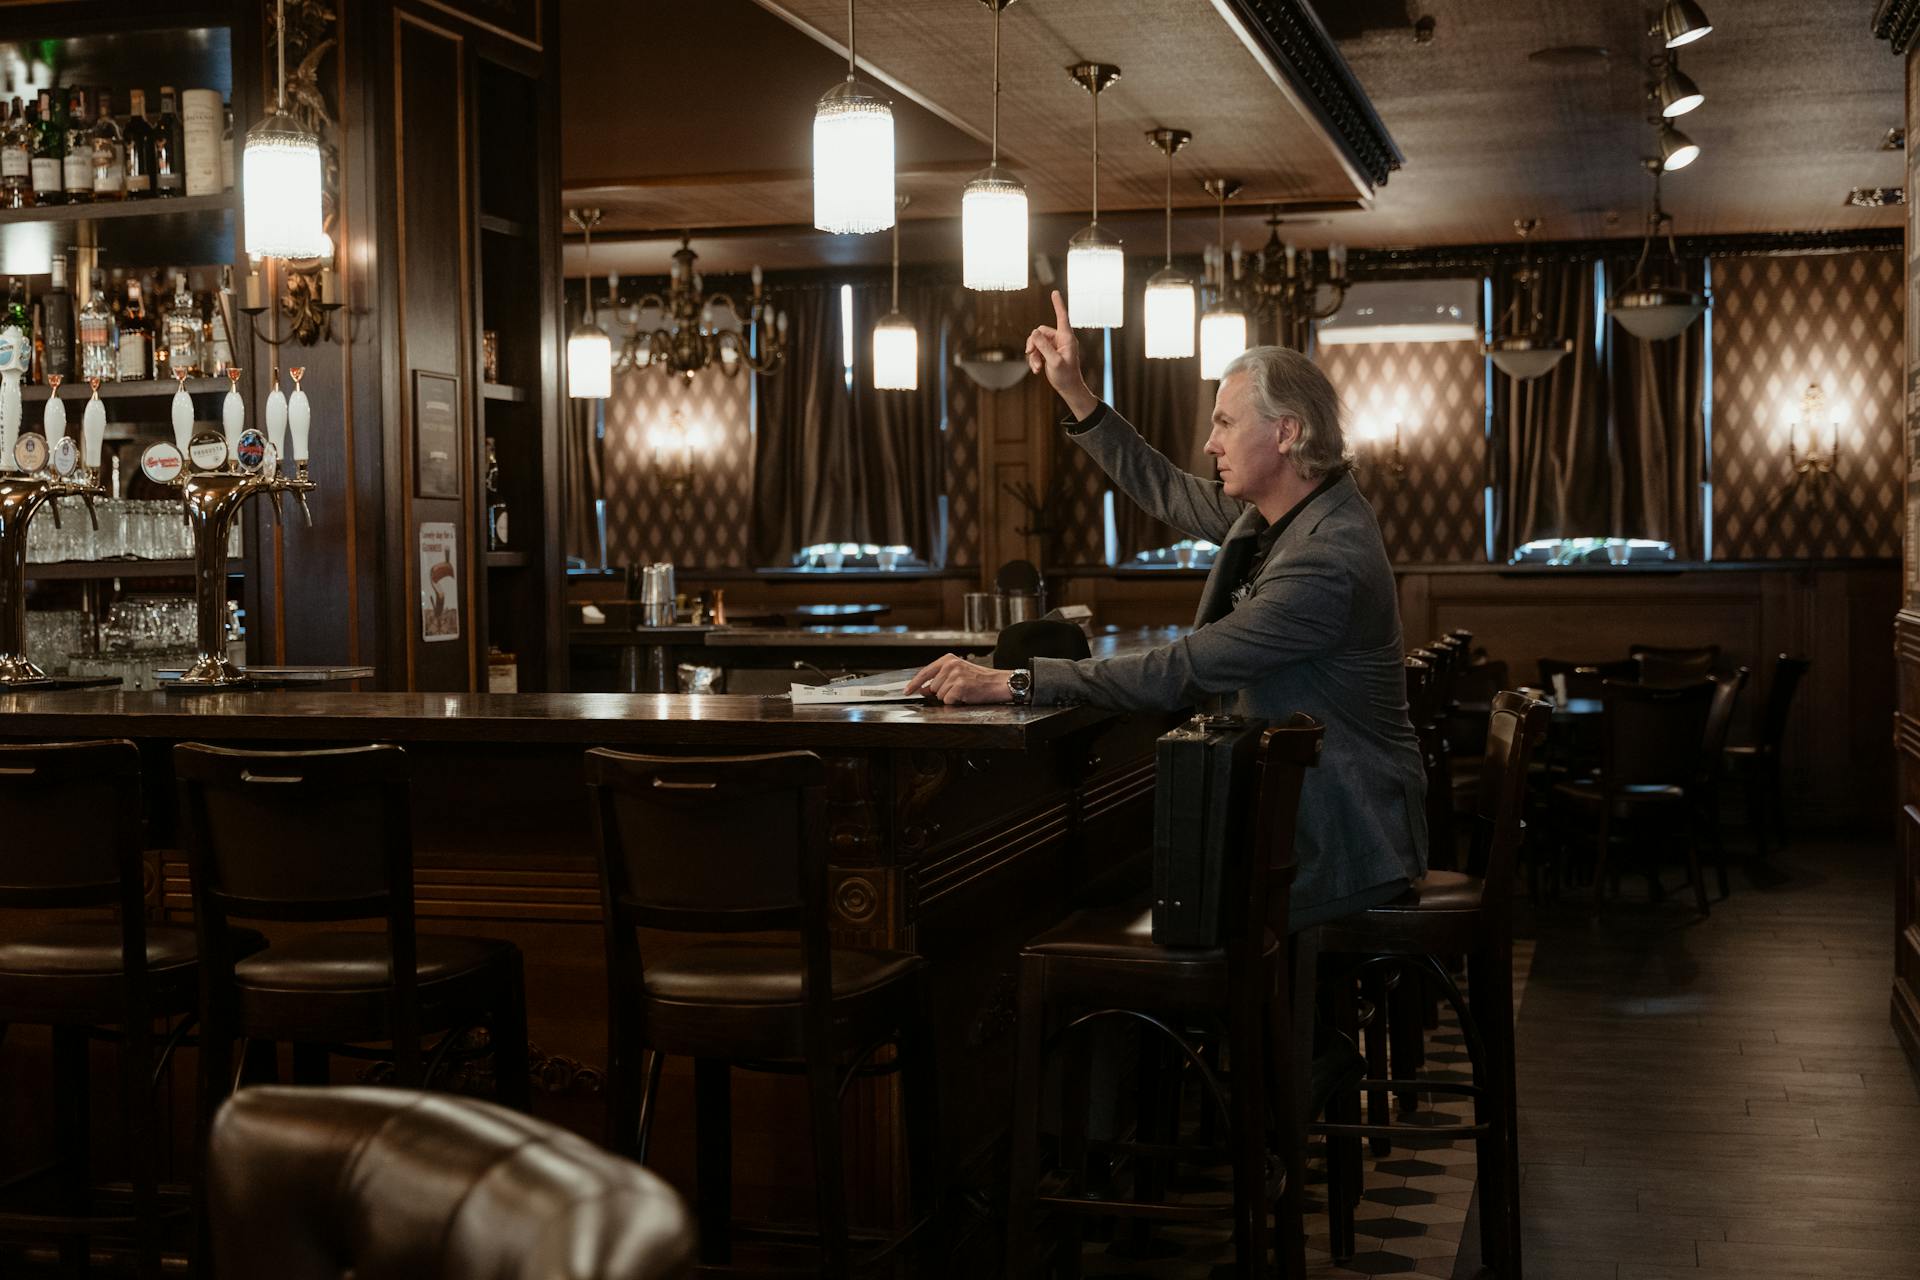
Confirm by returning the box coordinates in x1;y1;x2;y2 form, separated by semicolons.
1059;381;1099;422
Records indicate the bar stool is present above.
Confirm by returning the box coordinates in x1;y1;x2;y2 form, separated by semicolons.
1725;654;1810;857
0;740;253;1279
174;743;532;1130
584;748;938;1278
1003;716;1323;1280
1292;692;1549;1277
208;1087;695;1279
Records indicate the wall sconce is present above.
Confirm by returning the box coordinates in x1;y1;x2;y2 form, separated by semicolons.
648;412;704;500
1355;411;1408;488
1787;382;1841;485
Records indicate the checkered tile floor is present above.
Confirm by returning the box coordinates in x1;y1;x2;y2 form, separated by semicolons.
1080;941;1534;1279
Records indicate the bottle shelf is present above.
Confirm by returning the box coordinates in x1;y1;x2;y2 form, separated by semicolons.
23;377;229;402
0;192;235;229
481;382;527;403
485;551;528;569
26;558;238;582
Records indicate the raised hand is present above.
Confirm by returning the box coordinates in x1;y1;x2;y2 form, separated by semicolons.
1025;289;1099;421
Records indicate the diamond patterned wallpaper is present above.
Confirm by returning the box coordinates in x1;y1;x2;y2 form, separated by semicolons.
1711;251;1904;561
1319;340;1488;564
602;367;755;568
945;369;981;568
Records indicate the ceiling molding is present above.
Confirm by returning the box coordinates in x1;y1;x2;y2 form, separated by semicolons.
1350;228;1903;277
1210;0;1403;191
1872;0;1920;54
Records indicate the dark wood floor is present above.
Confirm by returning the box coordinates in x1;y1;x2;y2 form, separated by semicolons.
1515;835;1920;1279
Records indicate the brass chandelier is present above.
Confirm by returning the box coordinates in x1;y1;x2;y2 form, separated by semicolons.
613;238;788;381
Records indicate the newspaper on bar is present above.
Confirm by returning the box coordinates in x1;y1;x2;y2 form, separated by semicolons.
787;669;927;704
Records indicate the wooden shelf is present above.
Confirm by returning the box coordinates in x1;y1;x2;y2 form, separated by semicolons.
23;377;229;402
479;213;531;238
0;192;235;229
26;559;248;582
481;382;527;403
485;551;529;569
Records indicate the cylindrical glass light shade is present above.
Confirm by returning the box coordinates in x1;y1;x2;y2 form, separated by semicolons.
568;322;612;399
1199;307;1247;380
1143;266;1195;359
962;166;1028;292
813;80;895;235
1066;224;1125;328
243;112;328;259
872;312;918;390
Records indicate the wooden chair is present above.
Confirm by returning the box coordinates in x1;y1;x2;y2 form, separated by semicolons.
1697;668;1750;896
1536;657;1640;702
1632;643;1720;685
1004;717;1323;1280
1295;692;1551;1274
585;748;938;1278
1549;680;1715;914
1724;654;1811;858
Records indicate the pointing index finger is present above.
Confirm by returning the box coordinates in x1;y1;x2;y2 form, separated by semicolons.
1051;289;1070;332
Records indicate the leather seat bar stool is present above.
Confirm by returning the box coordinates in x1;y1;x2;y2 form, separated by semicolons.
1004;717;1323;1280
584;748;939;1278
208;1086;695;1279
1724;654;1810;858
1549;679;1715;914
0;740;251;1279
175;742;531;1149
1291;693;1549;1278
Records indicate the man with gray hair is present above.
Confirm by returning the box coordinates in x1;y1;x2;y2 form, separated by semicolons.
907;290;1426;925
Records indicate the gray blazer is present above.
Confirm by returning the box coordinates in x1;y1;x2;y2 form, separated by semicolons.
1031;407;1428;920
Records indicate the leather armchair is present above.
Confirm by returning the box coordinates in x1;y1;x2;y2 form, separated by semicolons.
207;1086;694;1280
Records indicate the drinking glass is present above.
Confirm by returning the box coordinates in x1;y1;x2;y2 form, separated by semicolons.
963;592;994;633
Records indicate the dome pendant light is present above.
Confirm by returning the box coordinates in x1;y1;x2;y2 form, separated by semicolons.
1143;127;1194;360
1657;121;1700;171
813;0;895;235
567;208;612;399
243;0;327;260
1064;62;1124;329
962;0;1028;292
1608;160;1706;342
1655;58;1704;117
1198;177;1247;379
1484;218;1572;380
872;196;918;390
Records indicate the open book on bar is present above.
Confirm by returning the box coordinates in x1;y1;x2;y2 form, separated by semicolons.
788;668;927;705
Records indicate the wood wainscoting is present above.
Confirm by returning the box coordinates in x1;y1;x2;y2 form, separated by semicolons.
1894;614;1920;1073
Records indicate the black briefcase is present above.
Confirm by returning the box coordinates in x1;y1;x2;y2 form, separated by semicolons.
1151;713;1266;947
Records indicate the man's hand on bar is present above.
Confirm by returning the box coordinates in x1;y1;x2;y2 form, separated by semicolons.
904;654;1015;705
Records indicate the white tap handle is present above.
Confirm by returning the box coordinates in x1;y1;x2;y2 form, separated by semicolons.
172;383;195;454
0;373;19;471
43;394;65;442
222;383;245;455
82;391;105;470
289;385;310;464
266;384;288;458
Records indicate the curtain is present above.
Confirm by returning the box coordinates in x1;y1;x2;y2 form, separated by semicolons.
1491;259;1609;557
562;355;606;566
1609;256;1706;557
750;285;852;565
1105;269;1203;557
849;282;951;558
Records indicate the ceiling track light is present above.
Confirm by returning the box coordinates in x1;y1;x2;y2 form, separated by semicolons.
961;0;1028;292
1143;127;1194;360
1658;120;1700;171
1198;176;1247;380
1654;0;1712;48
1653;56;1704;117
813;0;896;234
1065;61;1124;329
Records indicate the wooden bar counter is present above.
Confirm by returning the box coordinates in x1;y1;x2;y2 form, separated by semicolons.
0;670;1175;1257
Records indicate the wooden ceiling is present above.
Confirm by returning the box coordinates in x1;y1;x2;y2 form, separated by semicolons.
560;0;1906;277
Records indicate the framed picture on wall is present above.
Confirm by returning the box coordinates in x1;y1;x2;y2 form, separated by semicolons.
414;371;461;500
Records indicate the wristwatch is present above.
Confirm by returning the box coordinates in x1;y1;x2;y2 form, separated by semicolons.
1007;668;1033;706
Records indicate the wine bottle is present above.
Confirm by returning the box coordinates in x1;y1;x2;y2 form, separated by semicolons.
0;100;28;208
181;89;220;197
122;88;154;199
61;88;91;203
31;90;63;206
115;278;150;381
90;87;124;202
41;257;71;382
152;86;183;197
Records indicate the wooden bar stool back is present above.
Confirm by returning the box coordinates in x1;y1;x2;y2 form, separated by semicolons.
175;742;531;1127
584;748;937;1278
1004;716;1324;1280
0;741;192;1279
1631;643;1720;685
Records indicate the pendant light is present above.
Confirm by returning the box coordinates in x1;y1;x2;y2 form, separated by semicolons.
872;196;917;389
961;0;1027;292
1484;218;1572;380
813;0;895;235
567;209;612;399
1655;0;1712;48
1608;160;1706;342
1143;128;1194;360
1198;177;1247;379
1064;62;1123;329
243;0;328;260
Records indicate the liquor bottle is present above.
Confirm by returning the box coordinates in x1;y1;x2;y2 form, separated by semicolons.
77;270;113;382
164;271;199;376
40;256;72;382
152;86;183;197
31;90;64;206
61;88;92;203
90;88;124;201
4;278;32;383
485;437;510;550
218;102;234;192
115;277;150;381
0;100;26;208
203;265;233;375
122;89;154;199
181;89;220;197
